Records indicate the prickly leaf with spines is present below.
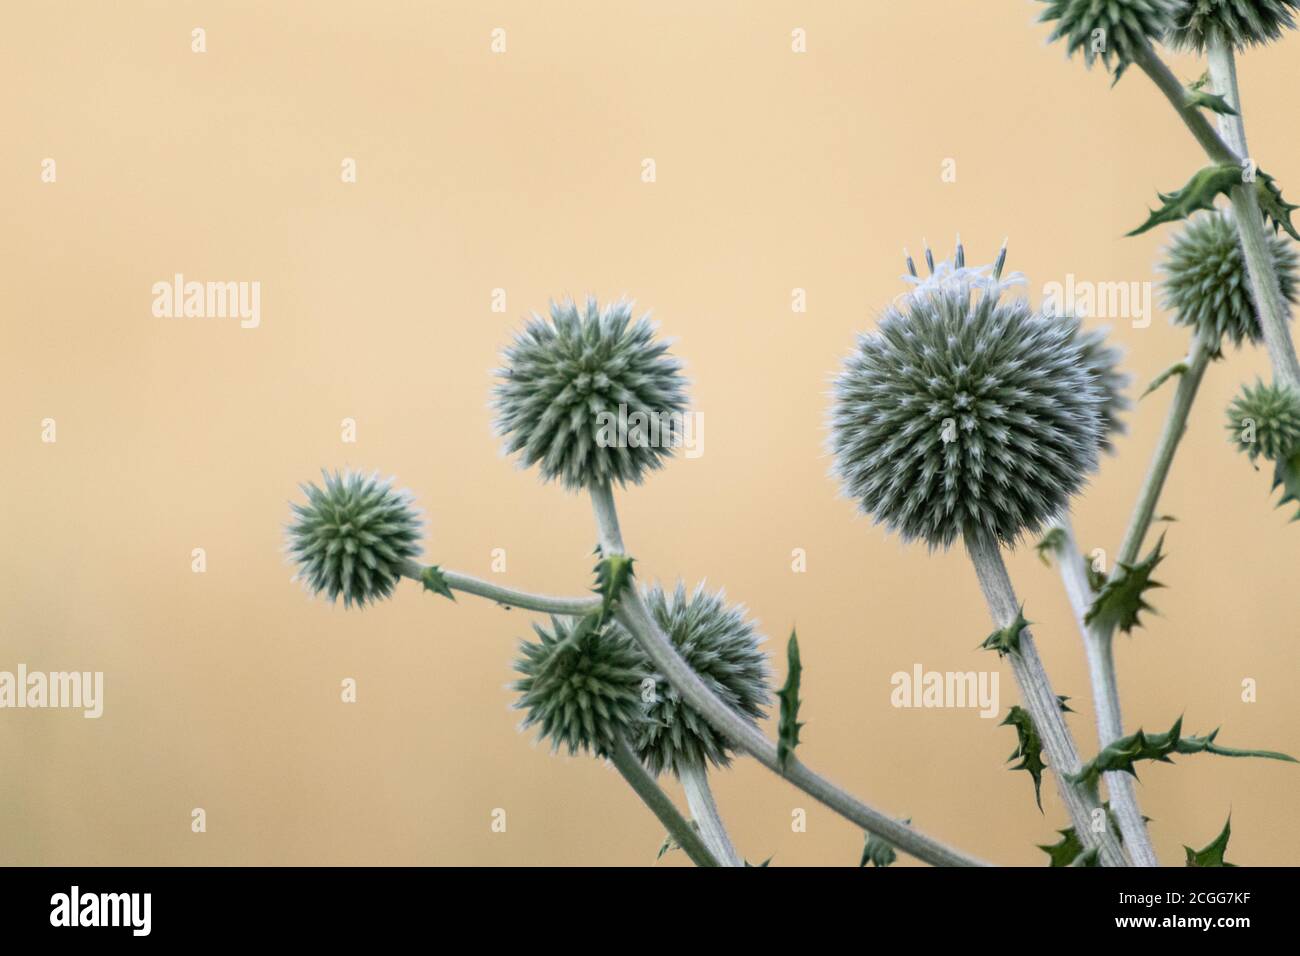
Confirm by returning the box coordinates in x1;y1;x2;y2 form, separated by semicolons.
777;630;803;773
1184;816;1237;867
1084;533;1166;634
1070;716;1297;788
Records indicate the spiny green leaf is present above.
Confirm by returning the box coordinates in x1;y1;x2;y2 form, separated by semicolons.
1271;450;1300;521
1039;803;1143;866
1186;89;1238;116
980;605;1030;657
592;554;635;626
1069;848;1101;867
420;565;456;601
859;820;908;868
744;857;773;867
1070;716;1297;789
1256;171;1300;241
1127;164;1243;237
1185;816;1236;867
1058;695;1075;714
1036;527;1066;566
1001;706;1047;812
1140;361;1188;399
1039;827;1086;867
776;630;803;773
1083;533;1166;634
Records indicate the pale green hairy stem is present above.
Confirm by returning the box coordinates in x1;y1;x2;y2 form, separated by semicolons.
964;531;1127;867
679;762;744;867
1052;516;1158;866
608;736;720;868
1050;333;1213;865
589;482;991;867
1131;38;1300;391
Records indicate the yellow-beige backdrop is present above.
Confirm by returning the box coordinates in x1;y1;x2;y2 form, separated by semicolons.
1;0;1296;865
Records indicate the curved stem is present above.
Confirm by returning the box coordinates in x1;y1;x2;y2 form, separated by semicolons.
608;735;719;868
399;561;600;616
1209;37;1300;390
1132;38;1300;391
1052;516;1158;866
589;483;990;867
1114;335;1212;571
679;762;743;867
965;531;1127;867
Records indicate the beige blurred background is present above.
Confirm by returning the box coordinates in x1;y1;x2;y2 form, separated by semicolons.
1;0;1296;866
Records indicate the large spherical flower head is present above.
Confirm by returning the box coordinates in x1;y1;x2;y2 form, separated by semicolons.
832;260;1105;549
1066;318;1131;453
1162;211;1298;349
287;470;422;608
512;615;648;757
1038;0;1179;79
493;297;689;491
1226;380;1300;461
1167;0;1299;51
630;582;769;776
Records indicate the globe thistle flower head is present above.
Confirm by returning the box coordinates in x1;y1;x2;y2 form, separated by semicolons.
630;582;770;776
493;297;689;491
1162;210;1298;349
1066;318;1131;454
1226;380;1300;461
1167;0;1299;52
286;469;422;608
512;615;648;758
1038;0;1180;80
832;243;1105;549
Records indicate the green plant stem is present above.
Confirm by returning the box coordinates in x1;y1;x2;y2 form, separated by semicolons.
1206;38;1300;391
399;561;599;615
1052;516;1158;866
679;761;744;866
1114;335;1213;571
1132;38;1300;391
964;530;1127;867
608;735;719;868
588;482;990;867
1052;335;1212;865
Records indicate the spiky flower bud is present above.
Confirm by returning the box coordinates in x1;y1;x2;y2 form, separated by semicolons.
1038;0;1179;79
493;297;689;491
1068;319;1131;453
1162;211;1298;349
1167;0;1299;52
832;244;1105;548
1226;380;1300;461
628;582;769;776
512;616;648;757
286;470;422;608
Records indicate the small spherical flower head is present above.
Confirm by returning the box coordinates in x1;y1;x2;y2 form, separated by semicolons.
1167;0;1299;52
832;244;1105;549
493;297;689;491
512;615;648;757
629;582;770;776
286;469;422;608
1038;0;1179;79
1066;318;1131;454
1162;210;1298;349
1226;380;1300;461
